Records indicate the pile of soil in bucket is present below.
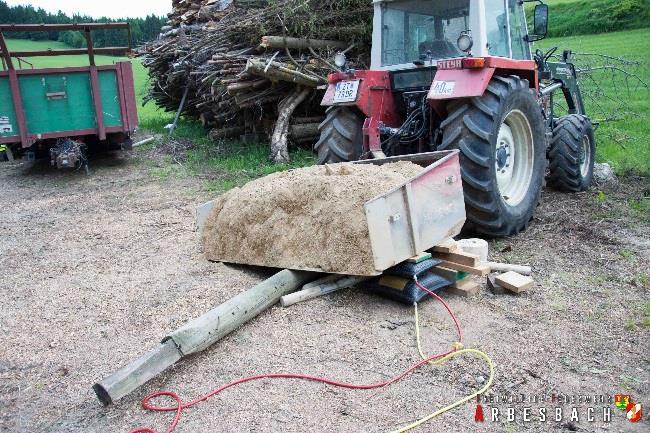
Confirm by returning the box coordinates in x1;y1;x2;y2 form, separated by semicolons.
202;162;423;275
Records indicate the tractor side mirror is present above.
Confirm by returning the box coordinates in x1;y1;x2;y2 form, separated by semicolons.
533;4;549;39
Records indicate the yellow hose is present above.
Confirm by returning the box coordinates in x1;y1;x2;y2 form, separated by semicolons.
390;302;495;433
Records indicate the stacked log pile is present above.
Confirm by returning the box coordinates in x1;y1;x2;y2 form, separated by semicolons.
141;0;373;162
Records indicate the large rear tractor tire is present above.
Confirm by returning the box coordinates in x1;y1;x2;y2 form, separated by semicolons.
440;76;547;237
548;114;595;192
315;107;364;164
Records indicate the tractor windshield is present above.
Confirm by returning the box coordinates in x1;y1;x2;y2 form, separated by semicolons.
381;0;470;67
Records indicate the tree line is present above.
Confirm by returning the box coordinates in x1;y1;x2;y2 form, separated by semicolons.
0;1;166;47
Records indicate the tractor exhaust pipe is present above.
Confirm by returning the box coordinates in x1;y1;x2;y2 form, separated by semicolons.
93;269;315;405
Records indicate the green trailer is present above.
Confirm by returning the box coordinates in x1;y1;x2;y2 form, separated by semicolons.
0;23;138;170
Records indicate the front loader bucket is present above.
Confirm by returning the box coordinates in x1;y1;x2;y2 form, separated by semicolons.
197;151;466;276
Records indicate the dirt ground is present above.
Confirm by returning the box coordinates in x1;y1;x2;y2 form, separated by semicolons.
0;152;648;433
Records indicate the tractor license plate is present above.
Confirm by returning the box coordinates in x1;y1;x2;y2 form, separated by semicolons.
430;80;456;97
333;80;360;103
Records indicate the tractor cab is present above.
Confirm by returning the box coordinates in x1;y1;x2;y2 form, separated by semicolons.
370;0;535;71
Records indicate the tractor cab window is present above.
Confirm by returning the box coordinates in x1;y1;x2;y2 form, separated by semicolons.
485;0;509;57
508;0;530;59
381;0;470;67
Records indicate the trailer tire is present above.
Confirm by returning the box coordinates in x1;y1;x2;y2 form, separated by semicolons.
315;107;363;164
440;76;546;237
548;115;595;192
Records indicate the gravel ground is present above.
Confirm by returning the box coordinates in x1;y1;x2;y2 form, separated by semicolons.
0;152;648;433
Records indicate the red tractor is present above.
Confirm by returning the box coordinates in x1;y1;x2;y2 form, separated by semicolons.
317;0;594;236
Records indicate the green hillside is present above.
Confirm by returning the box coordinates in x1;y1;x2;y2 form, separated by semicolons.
537;0;650;37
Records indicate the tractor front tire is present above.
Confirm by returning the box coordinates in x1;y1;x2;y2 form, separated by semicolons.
440;76;547;237
548;114;595;192
315;107;364;164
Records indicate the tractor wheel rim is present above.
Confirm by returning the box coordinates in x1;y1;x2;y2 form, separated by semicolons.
580;135;591;178
495;109;534;207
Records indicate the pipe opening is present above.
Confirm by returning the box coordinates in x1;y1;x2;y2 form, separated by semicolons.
93;383;113;406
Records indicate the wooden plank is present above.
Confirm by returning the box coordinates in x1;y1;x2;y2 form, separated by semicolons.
430;266;460;281
377;275;410;291
495;271;534;293
451;276;469;289
408;252;432;264
432;238;459;254
437;260;490;276
433;251;480;267
448;278;480;297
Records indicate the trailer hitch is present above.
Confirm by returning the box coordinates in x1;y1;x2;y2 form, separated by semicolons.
50;138;89;174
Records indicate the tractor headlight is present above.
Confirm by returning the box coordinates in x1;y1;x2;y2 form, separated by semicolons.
334;52;347;69
457;32;473;53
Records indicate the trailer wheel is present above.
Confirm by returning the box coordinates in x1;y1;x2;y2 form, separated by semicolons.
315;107;363;164
440;76;546;237
548;115;595;192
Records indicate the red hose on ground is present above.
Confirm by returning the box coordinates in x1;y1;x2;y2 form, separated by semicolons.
128;281;462;433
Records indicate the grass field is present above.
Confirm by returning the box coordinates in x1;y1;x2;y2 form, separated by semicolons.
538;28;650;174
5;33;650;175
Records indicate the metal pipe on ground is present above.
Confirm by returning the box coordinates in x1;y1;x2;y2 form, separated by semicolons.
93;269;315;406
485;262;532;276
280;275;371;307
131;137;156;149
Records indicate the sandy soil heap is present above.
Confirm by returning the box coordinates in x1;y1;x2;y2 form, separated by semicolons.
202;162;423;275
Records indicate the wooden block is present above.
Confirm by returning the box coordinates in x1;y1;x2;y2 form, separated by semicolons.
432;251;480;267
438;260;490;276
487;274;507;295
431;266;460;282
495;271;534;293
451;276;470;289
378;275;410;291
433;238;459;254
448;278;480;297
408;252;432;264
